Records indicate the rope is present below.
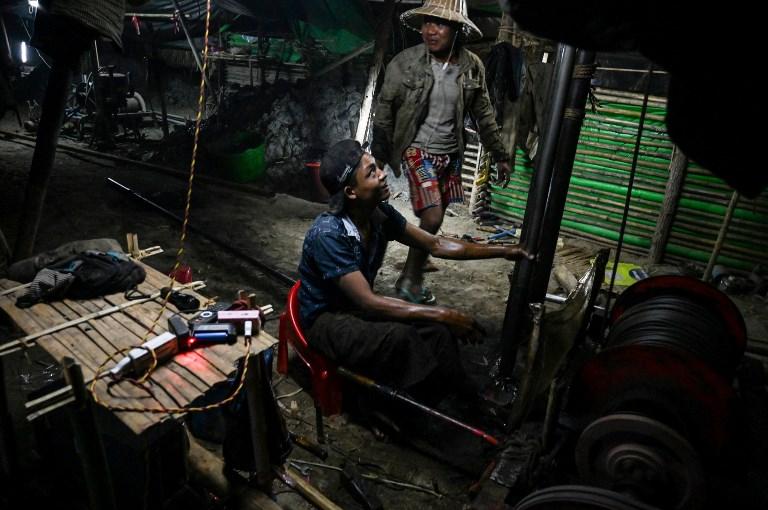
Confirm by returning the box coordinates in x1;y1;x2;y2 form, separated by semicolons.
88;0;254;414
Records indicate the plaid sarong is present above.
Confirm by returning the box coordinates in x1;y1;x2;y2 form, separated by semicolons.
401;147;464;215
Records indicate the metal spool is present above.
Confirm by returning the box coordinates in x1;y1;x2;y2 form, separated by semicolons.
575;414;705;510
514;484;662;510
570;344;736;456
607;275;746;376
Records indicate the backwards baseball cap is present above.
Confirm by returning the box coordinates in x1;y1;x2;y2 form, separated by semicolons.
320;139;365;214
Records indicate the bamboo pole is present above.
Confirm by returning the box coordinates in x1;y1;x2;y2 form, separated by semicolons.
0;281;205;357
275;466;343;510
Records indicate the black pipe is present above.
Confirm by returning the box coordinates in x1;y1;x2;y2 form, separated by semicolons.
336;367;500;446
498;44;577;378
529;49;596;301
106;177;297;287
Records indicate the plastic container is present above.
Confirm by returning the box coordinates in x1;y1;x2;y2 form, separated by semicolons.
218;144;266;183
169;264;193;284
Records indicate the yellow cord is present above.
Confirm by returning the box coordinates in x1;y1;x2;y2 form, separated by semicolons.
88;0;254;414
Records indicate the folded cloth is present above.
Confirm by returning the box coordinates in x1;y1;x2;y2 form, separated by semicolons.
16;269;75;308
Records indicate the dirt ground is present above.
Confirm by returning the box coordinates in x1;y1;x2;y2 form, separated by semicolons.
0;117;544;509
2;115;768;509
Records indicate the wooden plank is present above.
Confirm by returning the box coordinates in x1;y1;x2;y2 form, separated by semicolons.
6;302;155;431
0;261;276;436
58;299;200;408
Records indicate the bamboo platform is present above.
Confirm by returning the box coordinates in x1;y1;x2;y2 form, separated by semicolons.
0;260;276;436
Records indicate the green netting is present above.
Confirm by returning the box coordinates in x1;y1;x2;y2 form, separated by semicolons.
227;34;304;62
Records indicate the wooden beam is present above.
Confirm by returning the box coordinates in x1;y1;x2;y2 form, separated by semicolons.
648;144;688;264
355;0;396;143
187;431;283;510
314;41;375;78
703;191;740;281
13;60;73;261
62;357;118;510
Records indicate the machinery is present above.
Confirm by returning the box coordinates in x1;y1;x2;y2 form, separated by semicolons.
65;66;149;142
511;275;748;510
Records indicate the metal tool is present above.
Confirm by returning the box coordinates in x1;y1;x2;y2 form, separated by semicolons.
109;316;239;379
336;367;500;446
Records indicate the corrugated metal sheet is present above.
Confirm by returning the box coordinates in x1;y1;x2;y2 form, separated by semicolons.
486;88;768;271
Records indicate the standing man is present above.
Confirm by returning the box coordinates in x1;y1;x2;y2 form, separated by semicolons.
372;0;511;305
299;139;529;404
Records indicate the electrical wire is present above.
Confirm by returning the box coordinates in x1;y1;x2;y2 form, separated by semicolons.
18;17;51;69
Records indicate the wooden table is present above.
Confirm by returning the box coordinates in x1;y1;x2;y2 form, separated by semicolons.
0;260;277;436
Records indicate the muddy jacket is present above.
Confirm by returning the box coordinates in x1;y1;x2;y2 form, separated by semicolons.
371;44;508;171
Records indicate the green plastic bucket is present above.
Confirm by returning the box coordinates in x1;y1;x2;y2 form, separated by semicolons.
218;144;266;183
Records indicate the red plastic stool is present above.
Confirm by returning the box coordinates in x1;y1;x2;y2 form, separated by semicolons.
278;281;342;442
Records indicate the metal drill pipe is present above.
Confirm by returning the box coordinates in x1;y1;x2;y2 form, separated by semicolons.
336;367;499;446
106;178;297;287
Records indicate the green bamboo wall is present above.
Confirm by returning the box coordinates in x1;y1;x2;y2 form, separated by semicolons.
487;88;768;271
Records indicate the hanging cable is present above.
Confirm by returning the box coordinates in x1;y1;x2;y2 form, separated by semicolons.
602;62;654;339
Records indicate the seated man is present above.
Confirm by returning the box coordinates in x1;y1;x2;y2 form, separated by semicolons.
298;139;531;403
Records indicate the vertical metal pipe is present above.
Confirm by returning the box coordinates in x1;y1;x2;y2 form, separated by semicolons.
498;44;576;378
528;49;596;302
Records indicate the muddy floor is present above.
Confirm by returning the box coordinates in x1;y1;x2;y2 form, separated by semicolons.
2;116;768;509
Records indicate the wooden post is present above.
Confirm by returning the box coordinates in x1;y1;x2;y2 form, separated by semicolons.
245;352;273;490
12;59;73;261
0;227;10;268
62;357;118;510
0;355;20;490
149;23;170;139
703;191;739;281
355;0;395;143
187;432;282;510
648;144;688;264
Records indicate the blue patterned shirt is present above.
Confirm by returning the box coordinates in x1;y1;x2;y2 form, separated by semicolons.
298;203;407;328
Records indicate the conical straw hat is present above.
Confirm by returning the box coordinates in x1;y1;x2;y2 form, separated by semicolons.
401;0;483;41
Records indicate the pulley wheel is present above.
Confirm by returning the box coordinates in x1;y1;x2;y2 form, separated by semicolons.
608;275;746;362
570;344;735;455
514;485;661;510
575;413;705;510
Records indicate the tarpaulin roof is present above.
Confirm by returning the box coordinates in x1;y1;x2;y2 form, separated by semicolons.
127;0;374;55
